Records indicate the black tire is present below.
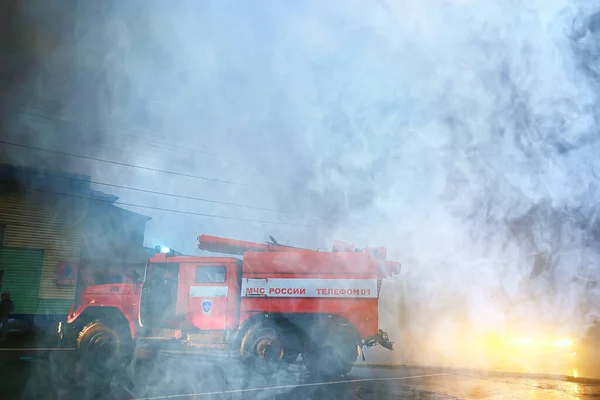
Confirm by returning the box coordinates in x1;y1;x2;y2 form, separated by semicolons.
302;319;360;378
76;320;133;371
282;350;300;364
239;322;286;375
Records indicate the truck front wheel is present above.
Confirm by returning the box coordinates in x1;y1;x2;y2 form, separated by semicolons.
282;350;299;364
76;320;133;371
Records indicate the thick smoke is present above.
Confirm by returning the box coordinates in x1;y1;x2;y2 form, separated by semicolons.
3;0;600;383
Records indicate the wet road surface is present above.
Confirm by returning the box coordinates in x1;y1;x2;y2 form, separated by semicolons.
1;349;600;399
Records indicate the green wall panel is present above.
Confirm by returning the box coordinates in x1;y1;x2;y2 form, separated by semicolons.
0;248;44;314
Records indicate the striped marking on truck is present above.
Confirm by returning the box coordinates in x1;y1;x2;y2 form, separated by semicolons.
241;278;378;298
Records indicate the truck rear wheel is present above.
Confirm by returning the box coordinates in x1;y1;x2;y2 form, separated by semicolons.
303;343;359;378
302;320;360;378
239;322;285;374
76;320;133;371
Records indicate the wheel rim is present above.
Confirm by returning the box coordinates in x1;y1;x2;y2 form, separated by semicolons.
88;330;120;361
252;329;284;362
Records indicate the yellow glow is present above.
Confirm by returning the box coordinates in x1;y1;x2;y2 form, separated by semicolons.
551;340;573;347
573;369;579;378
572;352;576;357
510;338;533;344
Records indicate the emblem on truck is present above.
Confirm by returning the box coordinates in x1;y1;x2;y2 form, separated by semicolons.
201;298;213;315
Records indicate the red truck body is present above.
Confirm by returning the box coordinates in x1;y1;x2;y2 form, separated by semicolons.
60;234;401;376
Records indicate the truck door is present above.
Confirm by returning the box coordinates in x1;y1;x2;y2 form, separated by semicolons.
178;263;237;332
140;262;180;329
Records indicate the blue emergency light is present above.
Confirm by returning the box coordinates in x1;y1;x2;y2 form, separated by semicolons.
154;245;172;254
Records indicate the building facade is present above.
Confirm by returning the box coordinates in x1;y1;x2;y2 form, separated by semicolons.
0;164;150;327
0;164;89;322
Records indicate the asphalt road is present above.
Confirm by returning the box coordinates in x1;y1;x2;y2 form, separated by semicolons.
1;349;600;400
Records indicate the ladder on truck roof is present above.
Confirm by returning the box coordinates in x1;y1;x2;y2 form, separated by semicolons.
197;234;401;278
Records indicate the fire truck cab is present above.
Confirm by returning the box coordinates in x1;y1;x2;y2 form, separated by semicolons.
59;234;401;377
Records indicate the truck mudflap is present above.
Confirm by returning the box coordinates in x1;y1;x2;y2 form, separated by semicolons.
361;329;395;356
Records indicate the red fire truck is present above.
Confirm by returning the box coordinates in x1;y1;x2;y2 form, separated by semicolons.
58;234;401;377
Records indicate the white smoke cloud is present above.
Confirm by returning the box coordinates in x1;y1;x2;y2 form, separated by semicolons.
4;0;600;372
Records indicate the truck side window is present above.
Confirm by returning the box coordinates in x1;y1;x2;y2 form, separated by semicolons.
195;266;226;283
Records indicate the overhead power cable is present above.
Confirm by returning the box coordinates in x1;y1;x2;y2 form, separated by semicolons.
7;164;299;215
22;104;214;150
21;187;325;228
0;140;246;187
19;106;228;159
20;120;174;163
92;180;297;215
